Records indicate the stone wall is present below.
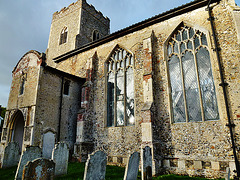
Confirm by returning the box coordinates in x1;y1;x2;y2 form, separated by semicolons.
51;0;240;178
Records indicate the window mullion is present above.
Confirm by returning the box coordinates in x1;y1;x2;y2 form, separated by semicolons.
193;48;205;121
179;54;188;123
114;64;117;127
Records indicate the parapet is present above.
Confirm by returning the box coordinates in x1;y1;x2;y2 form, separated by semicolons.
52;0;109;26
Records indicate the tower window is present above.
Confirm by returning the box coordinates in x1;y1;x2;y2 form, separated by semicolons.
60;27;68;45
166;25;219;123
92;30;100;41
63;80;70;95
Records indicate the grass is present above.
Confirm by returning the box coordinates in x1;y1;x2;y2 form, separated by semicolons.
0;162;225;180
0;166;17;180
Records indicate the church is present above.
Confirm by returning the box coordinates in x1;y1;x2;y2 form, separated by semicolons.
1;0;240;178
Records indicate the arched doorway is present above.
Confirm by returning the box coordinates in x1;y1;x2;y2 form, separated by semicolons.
10;110;25;151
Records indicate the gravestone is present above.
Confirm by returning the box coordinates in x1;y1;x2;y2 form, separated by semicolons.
42;131;55;159
142;146;152;180
124;152;140;180
83;150;107;180
52;142;69;176
22;158;55;180
1;142;20;168
15;146;42;180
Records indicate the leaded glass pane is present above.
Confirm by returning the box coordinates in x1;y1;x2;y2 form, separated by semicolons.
123;50;126;58
196;47;219;120
201;34;207;46
168;44;172;56
182;29;188;40
176;32;181;41
169;55;186;122
180;43;186;53
130;56;133;65
112;61;115;70
189;28;194;38
126;56;130;66
182;51;202;122
117;61;120;69
187;41;193;50
107;72;115;126
194;36;200;48
119;50;123;60
173;42;179;53
116;69;125;126
126;67;135;125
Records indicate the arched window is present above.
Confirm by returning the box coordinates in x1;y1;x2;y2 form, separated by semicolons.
19;73;26;95
60;27;68;45
63;80;70;95
106;47;135;127
166;25;219;123
92;30;100;41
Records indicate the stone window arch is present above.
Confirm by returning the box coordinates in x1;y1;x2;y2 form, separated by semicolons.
92;30;100;41
106;46;135;127
60;27;68;45
166;23;219;123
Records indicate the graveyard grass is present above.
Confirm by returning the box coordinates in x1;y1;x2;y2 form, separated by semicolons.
0;162;225;180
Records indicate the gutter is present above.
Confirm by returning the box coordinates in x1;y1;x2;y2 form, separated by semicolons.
207;0;240;177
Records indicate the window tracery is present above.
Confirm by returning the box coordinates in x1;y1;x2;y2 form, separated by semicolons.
106;47;135;127
167;25;219;123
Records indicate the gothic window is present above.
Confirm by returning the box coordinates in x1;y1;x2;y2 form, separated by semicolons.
106;47;135;127
167;25;219;123
63;80;70;95
92;30;100;41
60;27;68;45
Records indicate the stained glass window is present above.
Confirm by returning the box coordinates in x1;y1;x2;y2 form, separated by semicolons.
106;47;134;127
167;26;219;123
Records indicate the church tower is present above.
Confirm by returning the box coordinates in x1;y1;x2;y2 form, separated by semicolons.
46;0;110;63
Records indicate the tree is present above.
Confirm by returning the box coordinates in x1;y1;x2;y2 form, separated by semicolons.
0;106;6;119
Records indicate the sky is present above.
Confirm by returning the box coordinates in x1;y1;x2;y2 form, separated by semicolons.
0;0;239;107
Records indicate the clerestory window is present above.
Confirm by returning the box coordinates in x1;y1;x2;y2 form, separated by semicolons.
166;25;219;123
60;27;68;45
106;47;135;127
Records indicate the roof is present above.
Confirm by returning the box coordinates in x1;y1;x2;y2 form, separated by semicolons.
53;0;221;62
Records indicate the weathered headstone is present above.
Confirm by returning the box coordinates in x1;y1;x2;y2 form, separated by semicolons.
83;150;107;180
15;146;42;180
52;142;69;176
142;146;152;180
225;167;230;180
22;158;55;180
42;131;55;159
1;142;20;168
124;152;140;180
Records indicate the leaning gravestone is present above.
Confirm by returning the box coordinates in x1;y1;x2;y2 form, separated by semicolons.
1;142;20;168
15;146;42;180
22;158;55;180
83;150;107;180
52;142;69;176
142;146;152;180
124;152;140;180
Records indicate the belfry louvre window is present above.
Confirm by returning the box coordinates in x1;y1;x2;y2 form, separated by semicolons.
167;25;219;123
106;47;135;127
60;27;68;45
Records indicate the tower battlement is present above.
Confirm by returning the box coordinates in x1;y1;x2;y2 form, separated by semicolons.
52;0;109;27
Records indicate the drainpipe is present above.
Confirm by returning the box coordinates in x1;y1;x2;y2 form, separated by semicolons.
207;0;240;177
58;76;64;142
